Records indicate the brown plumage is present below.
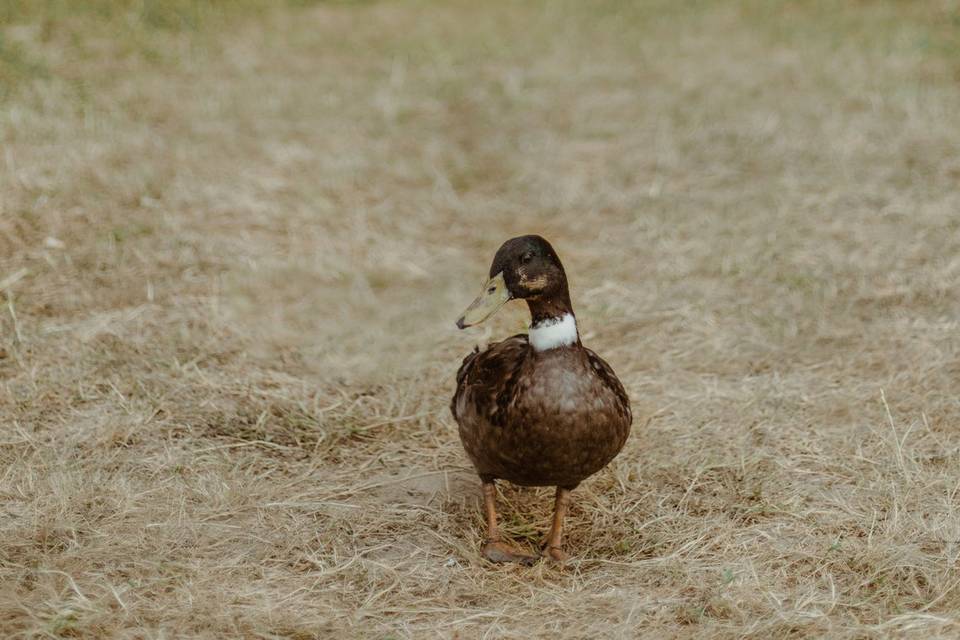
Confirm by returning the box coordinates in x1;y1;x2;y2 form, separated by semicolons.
451;235;632;563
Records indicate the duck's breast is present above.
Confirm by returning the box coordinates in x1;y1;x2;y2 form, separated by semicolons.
496;348;631;486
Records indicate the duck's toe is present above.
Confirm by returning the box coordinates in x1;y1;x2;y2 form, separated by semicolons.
541;545;570;563
482;540;539;565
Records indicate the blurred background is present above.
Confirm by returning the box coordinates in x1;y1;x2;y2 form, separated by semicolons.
3;1;960;637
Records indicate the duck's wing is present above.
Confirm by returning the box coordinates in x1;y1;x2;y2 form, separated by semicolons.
451;334;529;426
583;347;632;425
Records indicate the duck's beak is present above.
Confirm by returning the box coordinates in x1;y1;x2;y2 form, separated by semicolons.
456;272;511;329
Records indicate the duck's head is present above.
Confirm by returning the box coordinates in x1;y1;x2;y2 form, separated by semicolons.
456;235;573;329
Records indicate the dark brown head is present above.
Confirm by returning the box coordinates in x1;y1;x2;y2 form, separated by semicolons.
456;235;573;329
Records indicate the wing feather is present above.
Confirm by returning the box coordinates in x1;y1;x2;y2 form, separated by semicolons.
583;348;632;425
451;334;529;426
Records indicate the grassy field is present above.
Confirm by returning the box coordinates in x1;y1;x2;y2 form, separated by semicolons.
2;0;960;637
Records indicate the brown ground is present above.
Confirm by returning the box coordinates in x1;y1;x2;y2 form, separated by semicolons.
2;1;960;638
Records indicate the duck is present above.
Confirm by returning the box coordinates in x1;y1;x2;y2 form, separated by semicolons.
451;235;632;563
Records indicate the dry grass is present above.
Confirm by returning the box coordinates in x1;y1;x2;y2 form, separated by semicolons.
2;0;960;637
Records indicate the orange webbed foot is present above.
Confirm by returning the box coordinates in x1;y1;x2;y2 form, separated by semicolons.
541;545;570;563
482;540;539;565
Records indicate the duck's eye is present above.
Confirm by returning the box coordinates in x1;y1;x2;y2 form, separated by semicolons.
520;253;533;265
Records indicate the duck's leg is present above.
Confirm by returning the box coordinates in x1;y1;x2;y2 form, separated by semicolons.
541;486;572;562
480;480;537;565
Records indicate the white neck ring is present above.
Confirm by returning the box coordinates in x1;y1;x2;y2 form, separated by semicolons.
528;313;578;351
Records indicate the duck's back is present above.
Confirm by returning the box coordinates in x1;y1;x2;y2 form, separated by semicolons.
452;336;631;488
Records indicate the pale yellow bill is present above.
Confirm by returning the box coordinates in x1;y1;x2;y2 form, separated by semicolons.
456;272;510;329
